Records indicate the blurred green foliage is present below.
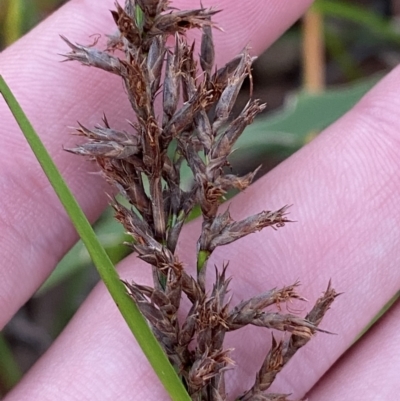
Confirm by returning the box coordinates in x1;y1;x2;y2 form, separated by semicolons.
0;0;66;49
315;0;400;46
0;332;22;395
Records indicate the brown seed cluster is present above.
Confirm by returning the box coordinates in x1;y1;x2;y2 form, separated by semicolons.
63;1;337;400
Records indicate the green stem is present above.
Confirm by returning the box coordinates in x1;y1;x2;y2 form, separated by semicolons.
197;249;211;291
0;75;191;401
197;249;210;274
134;4;144;34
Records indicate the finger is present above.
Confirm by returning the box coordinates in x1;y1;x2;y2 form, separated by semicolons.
5;56;400;400
0;0;312;329
307;300;400;400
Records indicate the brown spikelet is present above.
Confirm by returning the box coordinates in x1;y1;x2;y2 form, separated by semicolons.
63;1;337;399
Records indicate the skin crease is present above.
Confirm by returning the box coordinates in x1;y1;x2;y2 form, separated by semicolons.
0;0;399;400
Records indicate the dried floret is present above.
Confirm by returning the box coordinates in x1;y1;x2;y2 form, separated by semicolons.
64;1;337;399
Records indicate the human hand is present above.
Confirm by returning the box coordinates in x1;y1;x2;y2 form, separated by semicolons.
1;0;399;400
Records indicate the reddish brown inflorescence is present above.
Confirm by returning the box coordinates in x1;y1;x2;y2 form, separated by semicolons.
63;1;337;400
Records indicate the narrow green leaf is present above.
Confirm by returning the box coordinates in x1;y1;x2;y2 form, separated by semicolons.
0;75;191;401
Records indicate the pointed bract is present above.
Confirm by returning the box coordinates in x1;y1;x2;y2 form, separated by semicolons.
63;2;337;400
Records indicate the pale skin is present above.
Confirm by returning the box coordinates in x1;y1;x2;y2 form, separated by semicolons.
0;0;399;399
